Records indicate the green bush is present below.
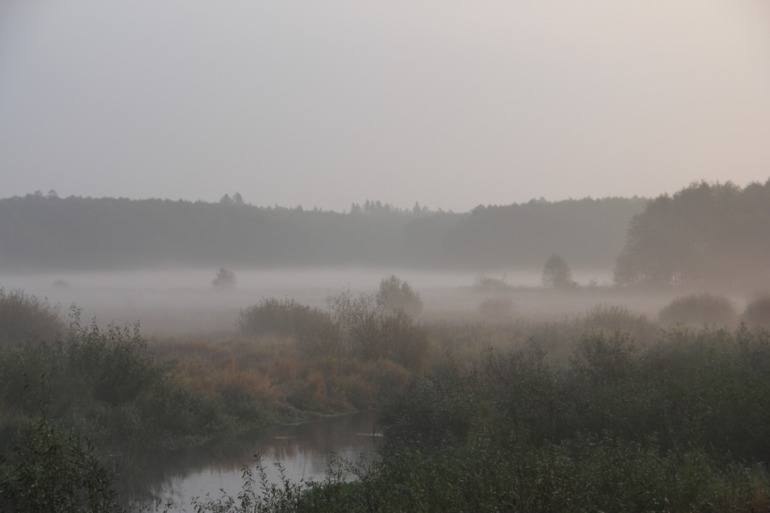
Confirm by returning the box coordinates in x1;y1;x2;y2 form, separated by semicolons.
0;418;123;513
376;275;423;317
581;305;658;346
659;293;738;327
240;298;341;357
0;301;271;455
0;288;63;347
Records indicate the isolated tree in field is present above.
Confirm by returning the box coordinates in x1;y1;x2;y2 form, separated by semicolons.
376;275;423;317
212;267;236;289
542;254;576;288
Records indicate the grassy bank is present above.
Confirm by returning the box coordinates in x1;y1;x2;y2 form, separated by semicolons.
4;286;770;512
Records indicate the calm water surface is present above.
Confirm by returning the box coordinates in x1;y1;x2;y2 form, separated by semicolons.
136;412;379;513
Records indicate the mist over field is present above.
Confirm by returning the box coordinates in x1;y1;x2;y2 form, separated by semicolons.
2;1;770;512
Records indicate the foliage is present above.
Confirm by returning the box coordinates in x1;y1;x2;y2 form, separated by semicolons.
542;254;577;288
375;275;423;317
615;180;770;288
0;194;643;272
0;306;270;455
156;333;414;414
0;288;63;347
329;290;430;371
0;418;123;513
239;299;341;357
581;305;658;346
213;267;237;289
659;293;738;327
195;327;770;513
744;296;770;329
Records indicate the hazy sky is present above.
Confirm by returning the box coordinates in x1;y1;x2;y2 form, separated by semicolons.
1;0;769;211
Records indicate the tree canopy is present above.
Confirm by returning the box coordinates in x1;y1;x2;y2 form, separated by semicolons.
0;194;644;272
542;254;577;288
614;180;770;289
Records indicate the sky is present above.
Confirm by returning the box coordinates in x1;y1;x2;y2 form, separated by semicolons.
1;0;769;212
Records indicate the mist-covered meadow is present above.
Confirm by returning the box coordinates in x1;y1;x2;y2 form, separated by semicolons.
1;181;770;512
3;0;770;509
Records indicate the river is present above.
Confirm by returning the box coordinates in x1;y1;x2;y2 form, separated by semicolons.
128;412;380;513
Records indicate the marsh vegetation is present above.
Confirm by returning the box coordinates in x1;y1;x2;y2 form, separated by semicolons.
2;277;770;512
2;181;770;512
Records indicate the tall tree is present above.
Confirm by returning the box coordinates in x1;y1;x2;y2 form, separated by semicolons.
614;180;770;289
542;254;577;288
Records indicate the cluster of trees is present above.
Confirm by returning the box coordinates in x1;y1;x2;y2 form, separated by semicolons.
0;194;643;272
240;276;427;371
5;181;768;292
614;180;770;288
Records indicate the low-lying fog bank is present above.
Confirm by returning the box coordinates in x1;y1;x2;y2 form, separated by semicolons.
0;266;736;336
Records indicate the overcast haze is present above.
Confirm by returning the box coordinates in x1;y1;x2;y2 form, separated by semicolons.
1;0;769;211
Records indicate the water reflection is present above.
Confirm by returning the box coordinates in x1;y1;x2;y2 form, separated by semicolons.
125;412;379;513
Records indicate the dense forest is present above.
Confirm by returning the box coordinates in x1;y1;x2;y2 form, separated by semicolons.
0;193;644;272
615;180;770;289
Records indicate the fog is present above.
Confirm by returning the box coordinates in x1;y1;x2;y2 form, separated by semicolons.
2;3;770;511
1;0;769;210
1;267;671;337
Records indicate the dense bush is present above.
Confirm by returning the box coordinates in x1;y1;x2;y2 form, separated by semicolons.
580;305;658;346
240;298;341;357
0;307;271;455
0;418;122;513
375;275;423;317
0;288;63;347
744;296;770;329
659;293;738;327
330;291;429;371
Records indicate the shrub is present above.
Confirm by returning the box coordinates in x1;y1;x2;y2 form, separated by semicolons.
744;296;770;329
659;293;738;327
581;305;657;346
0;289;62;347
329;291;429;370
240;298;341;357
212;267;236;289
375;275;423;317
0;418;122;513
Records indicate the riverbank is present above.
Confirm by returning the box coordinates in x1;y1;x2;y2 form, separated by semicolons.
4;285;770;512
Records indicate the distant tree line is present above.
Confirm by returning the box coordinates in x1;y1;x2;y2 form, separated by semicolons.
0;194;644;272
614;180;770;289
